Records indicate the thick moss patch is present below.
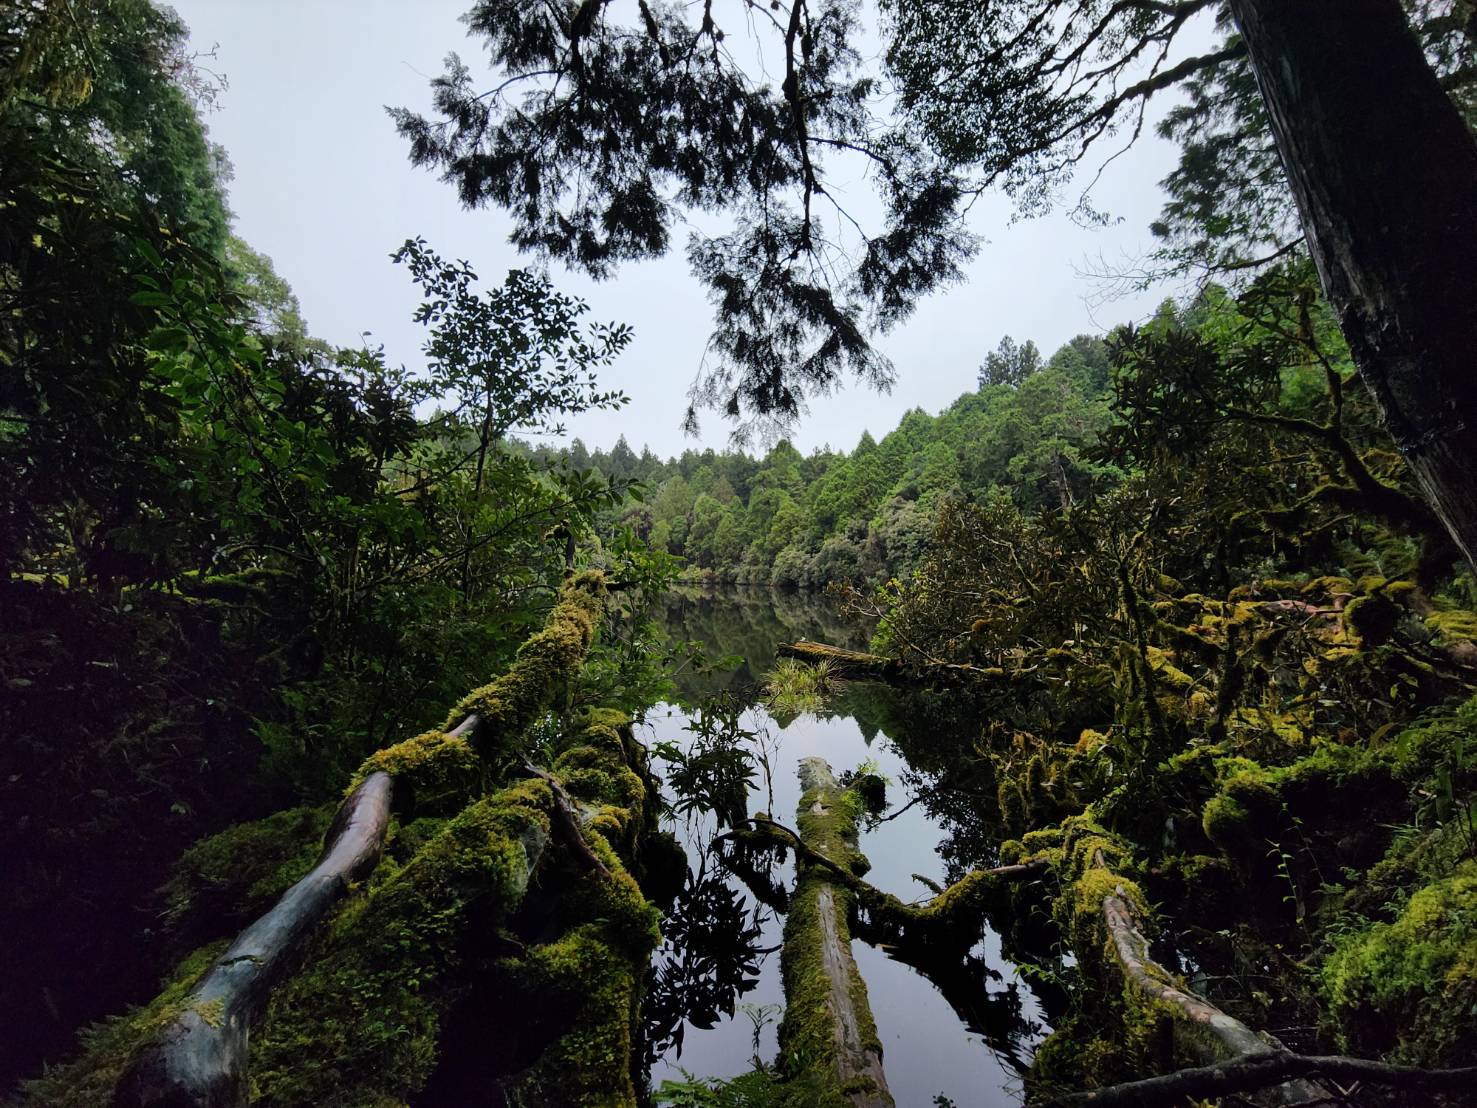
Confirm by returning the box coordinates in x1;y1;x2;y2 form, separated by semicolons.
1323;870;1477;1065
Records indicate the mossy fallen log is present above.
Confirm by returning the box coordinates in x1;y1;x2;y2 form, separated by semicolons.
1066;836;1323;1105
778;638;1027;686
84;574;617;1108
246;708;659;1108
779;757;893;1108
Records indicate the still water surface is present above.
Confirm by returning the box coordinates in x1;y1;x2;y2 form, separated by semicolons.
644;589;1044;1106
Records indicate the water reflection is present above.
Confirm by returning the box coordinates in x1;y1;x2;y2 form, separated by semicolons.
643;588;1047;1106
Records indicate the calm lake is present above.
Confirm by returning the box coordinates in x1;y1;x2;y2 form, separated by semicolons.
642;588;1046;1106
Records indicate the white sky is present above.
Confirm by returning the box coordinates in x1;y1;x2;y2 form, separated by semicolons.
172;0;1207;458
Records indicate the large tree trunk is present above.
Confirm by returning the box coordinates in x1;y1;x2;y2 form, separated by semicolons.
1226;0;1477;567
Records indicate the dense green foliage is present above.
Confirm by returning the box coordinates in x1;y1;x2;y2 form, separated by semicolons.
7;0;1477;1104
524;331;1112;588
843;263;1477;1092
0;3;656;1089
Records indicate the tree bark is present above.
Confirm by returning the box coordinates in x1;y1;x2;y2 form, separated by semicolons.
781;757;893;1108
112;772;396;1108
1227;0;1477;568
1095;858;1322;1105
113;713;482;1108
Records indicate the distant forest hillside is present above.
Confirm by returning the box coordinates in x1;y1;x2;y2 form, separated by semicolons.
522;330;1113;587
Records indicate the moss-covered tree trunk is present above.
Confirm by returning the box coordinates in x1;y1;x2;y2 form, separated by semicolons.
112;771;396;1108
779;757;893;1108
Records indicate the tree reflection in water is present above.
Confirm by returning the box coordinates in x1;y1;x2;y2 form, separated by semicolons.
643;588;1052;1101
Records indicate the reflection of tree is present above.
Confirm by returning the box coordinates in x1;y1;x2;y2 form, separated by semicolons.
643;855;767;1064
857;937;1050;1078
651;591;1059;1078
656;588;876;706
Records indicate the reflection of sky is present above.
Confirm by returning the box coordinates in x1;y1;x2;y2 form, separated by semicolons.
644;701;1042;1107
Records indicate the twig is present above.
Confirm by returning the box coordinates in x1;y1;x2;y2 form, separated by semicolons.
1041;1050;1477;1107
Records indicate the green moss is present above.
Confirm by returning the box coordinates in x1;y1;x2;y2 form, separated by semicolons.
776;767;888;1106
1201;743;1407;860
998;838;1029;865
777;880;882;1108
1323;870;1477;1065
344;572;608;816
162;805;334;947
496;716;661;1106
248;707;662;1108
503;838;661;1106
352;730;482;815
385;816;449;863
447;571;607;760
1027;1014;1134;1100
17;942;228;1108
247;781;558;1106
1426;606;1477;643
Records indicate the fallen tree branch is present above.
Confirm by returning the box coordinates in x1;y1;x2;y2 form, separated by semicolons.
1040;1049;1477;1107
1091;849;1322;1104
720;814;1048;904
113;770;397;1108
779;638;1036;685
778;640;902;681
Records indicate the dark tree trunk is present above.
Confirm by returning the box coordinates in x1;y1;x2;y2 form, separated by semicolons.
1227;0;1477;568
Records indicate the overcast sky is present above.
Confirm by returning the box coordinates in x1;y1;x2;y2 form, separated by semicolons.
171;0;1209;459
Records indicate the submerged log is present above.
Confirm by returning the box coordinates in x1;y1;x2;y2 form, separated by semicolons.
723;815;1048;954
777;640;902;682
778;638;1023;686
112;769;398;1108
780;757;893;1108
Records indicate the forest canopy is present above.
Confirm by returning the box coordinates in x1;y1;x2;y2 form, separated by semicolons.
5;1;1477;1107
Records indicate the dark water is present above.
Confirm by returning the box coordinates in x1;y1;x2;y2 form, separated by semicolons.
644;588;1044;1106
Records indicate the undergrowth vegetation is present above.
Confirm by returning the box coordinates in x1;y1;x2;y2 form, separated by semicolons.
840;262;1477;1098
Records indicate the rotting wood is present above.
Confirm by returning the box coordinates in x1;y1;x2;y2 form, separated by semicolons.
1093;850;1323;1106
780;757;893;1108
49;574;617;1108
